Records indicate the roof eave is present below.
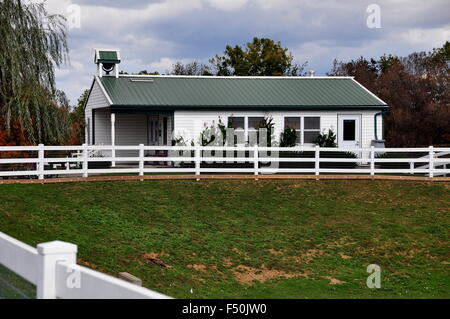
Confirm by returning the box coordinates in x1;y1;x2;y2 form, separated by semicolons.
110;105;389;111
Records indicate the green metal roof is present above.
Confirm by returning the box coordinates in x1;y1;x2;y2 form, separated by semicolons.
98;76;388;111
95;50;120;64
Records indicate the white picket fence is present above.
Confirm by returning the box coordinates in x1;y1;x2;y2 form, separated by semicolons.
0;144;449;179
0;231;171;299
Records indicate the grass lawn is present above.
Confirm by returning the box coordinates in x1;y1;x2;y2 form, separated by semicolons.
0;179;449;298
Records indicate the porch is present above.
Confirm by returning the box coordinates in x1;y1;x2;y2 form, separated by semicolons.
88;108;173;162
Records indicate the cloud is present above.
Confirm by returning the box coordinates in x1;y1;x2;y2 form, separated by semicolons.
149;57;191;74
207;0;248;11
29;0;449;103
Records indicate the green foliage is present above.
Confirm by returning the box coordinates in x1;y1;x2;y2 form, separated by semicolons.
0;0;70;144
199;121;224;146
168;37;307;76
280;127;297;147
210;37;306;76
171;136;186;146
67;89;88;144
254;116;275;146
315;129;337;147
217;116;231;145
119;70;160;75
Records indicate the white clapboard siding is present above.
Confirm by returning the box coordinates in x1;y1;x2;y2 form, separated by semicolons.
115;113;148;157
173;110;379;148
93;108;112;146
84;79;111;145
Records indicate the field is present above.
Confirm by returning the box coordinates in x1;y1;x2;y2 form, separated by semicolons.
0;179;449;298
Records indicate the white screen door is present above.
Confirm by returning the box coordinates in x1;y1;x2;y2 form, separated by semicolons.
338;115;361;148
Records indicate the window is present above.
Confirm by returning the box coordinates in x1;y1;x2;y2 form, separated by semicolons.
248;117;265;146
303;117;320;144
284;116;321;144
284;117;301;144
343;119;356;141
229;117;245;145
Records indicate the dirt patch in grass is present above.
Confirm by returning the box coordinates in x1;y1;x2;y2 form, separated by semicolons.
188;264;220;273
233;264;309;285
285;249;327;264
268;248;285;256
338;252;352;259
188;264;208;271
223;257;233;268
191;275;206;283
322;276;346;285
141;252;171;268
232;248;251;260
322;237;357;249
395;248;426;258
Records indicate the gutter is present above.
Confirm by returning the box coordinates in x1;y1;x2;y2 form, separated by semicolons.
374;109;389;140
110;105;389;111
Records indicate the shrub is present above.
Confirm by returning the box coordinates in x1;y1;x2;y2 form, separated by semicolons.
280;127;297;147
199;122;224;146
255;116;275;146
315;129;337;147
270;151;357;169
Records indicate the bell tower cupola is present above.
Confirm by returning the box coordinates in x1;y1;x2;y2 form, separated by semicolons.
94;49;121;78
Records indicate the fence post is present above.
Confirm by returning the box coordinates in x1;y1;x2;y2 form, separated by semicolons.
38;144;44;180
410;162;414;175
82;143;88;178
370;146;375;176
315;145;320;178
254;146;259;179
195;147;200;181
139;144;144;179
36;241;77;299
429;146;434;178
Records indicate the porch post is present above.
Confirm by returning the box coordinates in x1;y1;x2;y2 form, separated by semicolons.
111;112;116;167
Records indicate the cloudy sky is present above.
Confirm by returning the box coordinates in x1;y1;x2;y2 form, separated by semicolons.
38;0;449;104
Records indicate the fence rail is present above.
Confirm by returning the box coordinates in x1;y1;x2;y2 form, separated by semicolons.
0;144;449;179
0;232;171;299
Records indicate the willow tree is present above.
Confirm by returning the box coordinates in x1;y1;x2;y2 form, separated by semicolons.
0;0;70;144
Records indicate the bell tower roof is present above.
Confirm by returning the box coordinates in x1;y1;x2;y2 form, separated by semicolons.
94;49;121;64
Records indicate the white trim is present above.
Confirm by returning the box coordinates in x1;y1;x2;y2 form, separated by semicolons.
95;76;113;105
282;115;321;146
94;48;121;63
114;74;355;80
337;114;362;148
351;78;388;105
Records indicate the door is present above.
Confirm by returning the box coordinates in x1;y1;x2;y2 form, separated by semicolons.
148;116;159;146
338;115;361;148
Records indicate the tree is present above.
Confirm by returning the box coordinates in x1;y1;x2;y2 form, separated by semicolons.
209;37;306;76
119;70;160;75
171;61;212;75
329;42;450;147
67;89;89;145
0;0;70;145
